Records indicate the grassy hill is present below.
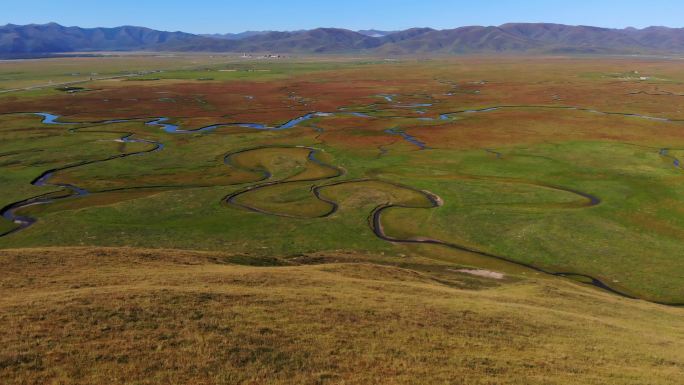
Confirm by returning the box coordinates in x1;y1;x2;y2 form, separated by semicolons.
1;247;681;385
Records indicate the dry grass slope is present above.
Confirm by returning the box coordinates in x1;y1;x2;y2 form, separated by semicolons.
1;247;682;385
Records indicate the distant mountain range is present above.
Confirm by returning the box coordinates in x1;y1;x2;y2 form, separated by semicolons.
3;22;684;56
0;23;194;55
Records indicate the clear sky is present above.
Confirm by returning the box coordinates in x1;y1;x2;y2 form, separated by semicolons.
3;0;683;34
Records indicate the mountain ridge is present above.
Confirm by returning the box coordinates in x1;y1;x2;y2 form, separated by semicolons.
3;22;684;55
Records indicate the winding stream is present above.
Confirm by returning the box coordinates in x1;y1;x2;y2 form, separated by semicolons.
231;157;683;304
221;150;658;303
222;146;344;218
0;124;164;237
384;127;429;149
2;103;683;305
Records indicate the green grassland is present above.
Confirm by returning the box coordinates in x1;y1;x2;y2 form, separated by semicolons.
2;112;682;302
132;60;373;82
0;54;238;91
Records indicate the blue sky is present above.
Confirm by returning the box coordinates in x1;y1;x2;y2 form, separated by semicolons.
3;0;683;33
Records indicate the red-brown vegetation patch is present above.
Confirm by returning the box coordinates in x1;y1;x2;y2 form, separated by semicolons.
419;109;684;149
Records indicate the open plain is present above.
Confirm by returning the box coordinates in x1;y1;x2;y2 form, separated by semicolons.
1;54;683;384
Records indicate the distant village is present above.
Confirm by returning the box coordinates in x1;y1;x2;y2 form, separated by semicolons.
240;53;285;59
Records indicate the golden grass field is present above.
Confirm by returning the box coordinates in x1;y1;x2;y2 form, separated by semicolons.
1;247;682;385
